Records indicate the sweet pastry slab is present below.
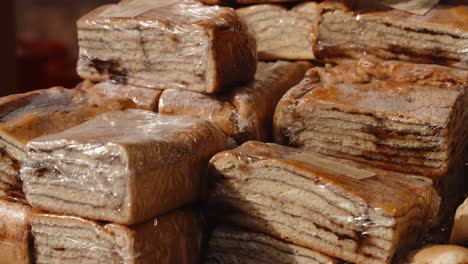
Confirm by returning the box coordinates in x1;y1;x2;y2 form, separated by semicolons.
0;87;135;192
31;209;203;264
0;195;33;264
159;61;311;143
22;110;226;225
205;226;338;264
237;2;318;60
79;80;162;111
316;0;468;69
77;0;257;93
207;141;440;264
274;58;468;179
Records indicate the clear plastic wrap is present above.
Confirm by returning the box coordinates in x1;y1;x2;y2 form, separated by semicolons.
158;61;311;144
205;226;339;264
77;0;257;94
78;80;162;111
237;2;318;61
0;87;135;192
316;0;468;69
21;109;227;225
207;141;440;264
0;195;32;264
30;208;203;264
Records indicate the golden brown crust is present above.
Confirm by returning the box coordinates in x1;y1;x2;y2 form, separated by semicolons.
208;141;440;264
274;58;468;177
0;198;33;264
210;141;439;216
317;0;468;69
77;0;257;94
159;61;311;143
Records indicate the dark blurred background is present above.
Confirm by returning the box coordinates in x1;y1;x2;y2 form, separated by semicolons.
0;0;115;96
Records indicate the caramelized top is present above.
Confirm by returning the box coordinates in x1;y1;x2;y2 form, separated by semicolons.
321;0;468;35
210;141;440;217
290;57;467;125
0;87;135;148
79;0;247;32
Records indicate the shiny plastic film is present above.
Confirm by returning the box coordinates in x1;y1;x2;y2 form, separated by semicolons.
158;61;311;144
21;109;227;225
206;141;440;264
0;87;135;192
78;80;162;111
237;2;318;61
30;208;203;264
316;0;468;69
205;226;339;264
0;196;33;264
76;0;257;94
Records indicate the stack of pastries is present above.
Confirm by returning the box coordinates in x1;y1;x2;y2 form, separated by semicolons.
1;0;467;263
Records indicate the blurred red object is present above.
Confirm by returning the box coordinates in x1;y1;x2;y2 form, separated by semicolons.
16;39;81;92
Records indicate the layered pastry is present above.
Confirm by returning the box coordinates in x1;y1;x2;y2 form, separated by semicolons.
205;226;338;264
207;141;440;264
0;194;33;264
237;2;318;60
159;61;311;144
31;208;202;264
316;0;468;69
274;58;468;179
0;87;135;192
79;80;162;111
450;198;468;246
22;110;226;225
77;0;257;93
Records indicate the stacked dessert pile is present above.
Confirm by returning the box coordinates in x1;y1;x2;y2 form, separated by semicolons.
201;0;468;263
0;0;261;263
0;0;466;263
274;58;468;220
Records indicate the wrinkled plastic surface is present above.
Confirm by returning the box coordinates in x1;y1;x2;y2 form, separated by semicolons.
21;109;227;225
237;2;318;60
79;80;162;111
274;57;468;179
0;196;32;264
77;0;257;93
30;208;203;264
206;226;339;264
0;86;134;192
159;61;311;144
207;141;440;264
316;0;468;69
